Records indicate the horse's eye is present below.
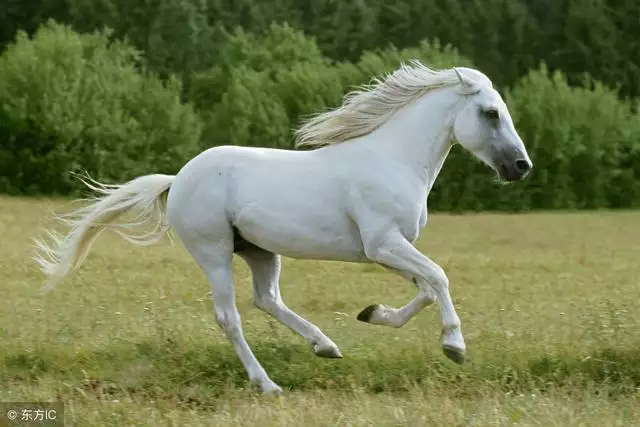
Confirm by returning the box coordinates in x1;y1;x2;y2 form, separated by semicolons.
485;108;499;120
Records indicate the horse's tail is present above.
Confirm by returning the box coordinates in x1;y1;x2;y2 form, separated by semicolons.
33;173;175;292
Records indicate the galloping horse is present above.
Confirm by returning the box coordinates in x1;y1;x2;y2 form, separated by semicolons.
34;61;532;393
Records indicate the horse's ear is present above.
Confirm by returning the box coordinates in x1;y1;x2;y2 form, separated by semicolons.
454;68;472;87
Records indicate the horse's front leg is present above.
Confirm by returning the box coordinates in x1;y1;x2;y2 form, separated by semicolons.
363;232;466;364
357;266;436;327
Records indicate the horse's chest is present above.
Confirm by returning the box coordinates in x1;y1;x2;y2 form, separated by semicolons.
400;204;427;243
349;172;428;243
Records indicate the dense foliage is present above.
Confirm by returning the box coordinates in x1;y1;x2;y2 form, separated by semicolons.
0;22;203;195
2;0;639;98
430;65;640;211
0;8;639;210
189;23;473;149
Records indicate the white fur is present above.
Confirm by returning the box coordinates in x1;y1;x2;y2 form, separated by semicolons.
33;62;532;393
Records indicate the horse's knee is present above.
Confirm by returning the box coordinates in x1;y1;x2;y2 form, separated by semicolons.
426;264;449;291
214;308;242;338
253;294;281;316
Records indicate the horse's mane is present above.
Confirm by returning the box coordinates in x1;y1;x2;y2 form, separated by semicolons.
294;60;491;148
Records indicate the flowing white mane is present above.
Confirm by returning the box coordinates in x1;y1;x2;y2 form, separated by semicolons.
294;60;492;147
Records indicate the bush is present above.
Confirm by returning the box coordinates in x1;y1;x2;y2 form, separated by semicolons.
192;24;474;149
504;65;640;209
3;21;638;211
202;66;291;148
0;20;203;195
355;39;473;76
429;65;640;211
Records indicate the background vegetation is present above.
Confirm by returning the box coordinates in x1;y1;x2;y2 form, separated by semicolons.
2;197;639;425
1;0;639;208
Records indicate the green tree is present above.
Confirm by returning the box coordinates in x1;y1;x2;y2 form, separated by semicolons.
0;21;203;195
504;65;640;209
191;23;474;150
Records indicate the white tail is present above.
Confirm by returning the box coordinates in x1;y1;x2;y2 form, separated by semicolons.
33;173;175;292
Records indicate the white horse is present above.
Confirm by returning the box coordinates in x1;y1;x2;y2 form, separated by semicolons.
33;61;532;394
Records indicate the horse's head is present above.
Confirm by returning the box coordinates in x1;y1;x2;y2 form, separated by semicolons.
451;68;532;182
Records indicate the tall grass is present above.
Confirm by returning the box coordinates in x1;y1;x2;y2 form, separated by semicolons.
1;196;639;425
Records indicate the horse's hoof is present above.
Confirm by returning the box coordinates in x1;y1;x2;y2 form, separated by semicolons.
442;345;465;365
357;304;380;323
312;342;343;358
261;382;284;394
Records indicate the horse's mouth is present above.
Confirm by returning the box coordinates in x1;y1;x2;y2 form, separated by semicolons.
498;162;529;182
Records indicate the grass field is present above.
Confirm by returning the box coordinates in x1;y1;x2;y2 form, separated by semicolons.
0;195;639;426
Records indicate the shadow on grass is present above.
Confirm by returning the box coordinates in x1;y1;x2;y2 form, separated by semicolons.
3;339;639;405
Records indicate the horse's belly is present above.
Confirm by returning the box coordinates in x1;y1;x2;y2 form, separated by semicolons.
232;205;366;262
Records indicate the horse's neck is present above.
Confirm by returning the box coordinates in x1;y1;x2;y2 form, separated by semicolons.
367;90;460;192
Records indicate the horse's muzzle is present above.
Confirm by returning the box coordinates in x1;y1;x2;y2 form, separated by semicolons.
498;157;532;182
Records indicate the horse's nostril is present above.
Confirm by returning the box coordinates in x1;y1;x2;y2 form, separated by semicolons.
515;159;531;173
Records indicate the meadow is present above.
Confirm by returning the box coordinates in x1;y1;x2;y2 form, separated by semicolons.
0;195;639;426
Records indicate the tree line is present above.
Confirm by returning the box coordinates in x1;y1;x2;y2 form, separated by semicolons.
0;1;638;211
2;0;639;98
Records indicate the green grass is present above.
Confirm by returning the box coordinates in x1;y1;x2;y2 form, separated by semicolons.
1;195;639;426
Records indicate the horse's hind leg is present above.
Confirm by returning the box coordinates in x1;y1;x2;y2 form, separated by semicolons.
238;248;342;359
183;238;283;393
